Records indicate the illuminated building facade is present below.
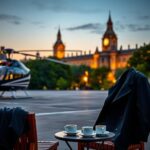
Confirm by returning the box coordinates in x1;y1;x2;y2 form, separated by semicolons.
53;13;134;77
53;28;65;59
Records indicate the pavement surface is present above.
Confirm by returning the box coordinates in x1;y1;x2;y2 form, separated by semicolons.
0;90;149;150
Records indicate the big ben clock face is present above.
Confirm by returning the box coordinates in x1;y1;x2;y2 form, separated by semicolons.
103;38;110;46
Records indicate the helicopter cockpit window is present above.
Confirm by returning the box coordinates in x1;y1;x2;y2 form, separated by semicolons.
12;60;30;74
11;67;23;74
4;68;13;80
0;60;30;81
0;66;6;80
3;67;21;80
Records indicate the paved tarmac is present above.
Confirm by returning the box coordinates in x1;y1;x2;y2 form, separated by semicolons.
0;90;149;150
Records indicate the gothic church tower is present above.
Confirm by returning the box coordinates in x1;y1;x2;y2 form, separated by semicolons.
53;28;65;59
102;12;117;51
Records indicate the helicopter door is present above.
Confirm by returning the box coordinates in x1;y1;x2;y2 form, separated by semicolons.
0;66;7;80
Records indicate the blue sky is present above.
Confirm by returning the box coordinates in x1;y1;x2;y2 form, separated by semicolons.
0;0;150;54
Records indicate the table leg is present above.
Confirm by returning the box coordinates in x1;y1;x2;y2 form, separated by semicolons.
97;141;104;150
81;143;90;150
65;141;73;150
87;146;89;150
86;143;89;150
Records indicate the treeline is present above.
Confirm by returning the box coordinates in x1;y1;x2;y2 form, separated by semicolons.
25;60;72;90
24;43;150;90
24;60;112;90
128;43;150;77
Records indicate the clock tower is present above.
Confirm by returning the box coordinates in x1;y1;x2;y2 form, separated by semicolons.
102;12;117;51
53;28;65;59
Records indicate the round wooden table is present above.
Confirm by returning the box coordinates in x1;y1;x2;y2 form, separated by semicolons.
55;130;115;150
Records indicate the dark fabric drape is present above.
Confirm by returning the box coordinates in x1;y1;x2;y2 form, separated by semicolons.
0;107;28;150
94;68;150;150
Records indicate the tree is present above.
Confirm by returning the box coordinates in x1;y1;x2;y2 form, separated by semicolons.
90;67;110;90
115;68;126;80
56;77;68;90
70;65;91;89
128;43;150;77
24;59;72;89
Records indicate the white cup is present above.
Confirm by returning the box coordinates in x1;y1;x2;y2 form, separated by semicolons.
64;124;77;133
82;126;93;135
95;125;106;134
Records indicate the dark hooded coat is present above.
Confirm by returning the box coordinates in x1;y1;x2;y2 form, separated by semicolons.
94;68;150;150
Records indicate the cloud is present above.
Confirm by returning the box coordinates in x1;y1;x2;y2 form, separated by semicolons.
32;0;73;13
31;21;47;28
138;15;150;20
32;21;42;25
115;21;150;32
66;21;150;35
66;23;100;30
66;23;104;34
0;14;22;25
115;21;126;31
32;0;103;14
127;24;150;32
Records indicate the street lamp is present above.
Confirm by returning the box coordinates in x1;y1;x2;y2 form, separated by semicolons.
83;76;88;83
82;71;89;89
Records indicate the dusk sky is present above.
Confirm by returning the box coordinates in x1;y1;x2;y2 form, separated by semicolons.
0;0;150;54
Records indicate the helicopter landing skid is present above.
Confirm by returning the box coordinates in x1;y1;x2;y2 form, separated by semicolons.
0;90;32;99
0;91;5;97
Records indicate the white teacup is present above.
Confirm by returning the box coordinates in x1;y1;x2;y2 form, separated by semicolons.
95;125;106;134
64;124;77;133
82;126;93;135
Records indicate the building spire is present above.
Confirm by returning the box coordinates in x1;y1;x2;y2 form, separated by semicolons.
57;27;61;41
107;11;113;29
102;11;117;51
109;10;111;20
95;46;99;54
53;27;65;59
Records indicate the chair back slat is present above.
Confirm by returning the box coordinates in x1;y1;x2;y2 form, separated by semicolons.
14;113;38;150
14;112;59;150
78;141;144;150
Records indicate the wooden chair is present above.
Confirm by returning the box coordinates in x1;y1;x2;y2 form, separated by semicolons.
78;141;115;150
14;112;59;150
78;141;144;150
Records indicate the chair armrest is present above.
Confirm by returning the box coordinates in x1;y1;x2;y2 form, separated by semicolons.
29;143;36;150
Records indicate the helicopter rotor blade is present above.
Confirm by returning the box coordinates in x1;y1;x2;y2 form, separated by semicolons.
3;48;70;65
14;50;70;65
45;58;69;65
13;51;38;57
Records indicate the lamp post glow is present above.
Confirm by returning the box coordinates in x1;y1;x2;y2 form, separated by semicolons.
83;76;88;83
82;71;89;89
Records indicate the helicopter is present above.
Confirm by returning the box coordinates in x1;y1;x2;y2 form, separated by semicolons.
0;48;69;98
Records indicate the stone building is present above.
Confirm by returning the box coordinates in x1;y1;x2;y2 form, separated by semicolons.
53;28;65;59
54;13;135;75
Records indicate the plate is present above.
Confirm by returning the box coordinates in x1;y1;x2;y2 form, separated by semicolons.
80;132;96;137
64;130;79;136
96;131;110;137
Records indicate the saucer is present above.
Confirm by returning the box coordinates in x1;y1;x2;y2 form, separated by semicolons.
96;131;110;137
64;130;79;136
80;132;96;137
